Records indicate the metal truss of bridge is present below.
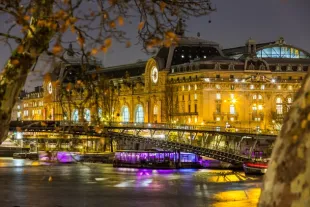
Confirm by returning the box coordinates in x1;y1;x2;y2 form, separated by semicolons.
9;121;277;164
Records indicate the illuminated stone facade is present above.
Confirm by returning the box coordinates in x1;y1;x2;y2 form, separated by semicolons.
14;37;310;133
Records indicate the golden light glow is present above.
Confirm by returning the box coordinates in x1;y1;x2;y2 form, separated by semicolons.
212;188;261;207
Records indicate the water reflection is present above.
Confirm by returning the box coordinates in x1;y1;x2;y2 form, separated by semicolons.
0;158;262;206
194;169;261;183
0;157;51;168
212;188;261;207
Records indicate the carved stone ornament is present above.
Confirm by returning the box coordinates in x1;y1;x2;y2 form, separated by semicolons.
287;64;292;71
214;63;221;70
297;64;303;71
229;63;235;70
259;64;266;70
248;63;255;70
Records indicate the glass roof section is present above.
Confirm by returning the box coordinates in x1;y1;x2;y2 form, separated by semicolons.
256;46;310;59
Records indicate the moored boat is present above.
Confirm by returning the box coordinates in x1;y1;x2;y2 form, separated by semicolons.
243;161;268;175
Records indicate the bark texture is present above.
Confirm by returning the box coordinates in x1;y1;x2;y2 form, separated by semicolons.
259;72;310;206
0;0;54;143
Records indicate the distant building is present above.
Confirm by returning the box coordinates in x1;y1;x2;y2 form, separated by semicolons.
11;90;26;121
15;36;310;132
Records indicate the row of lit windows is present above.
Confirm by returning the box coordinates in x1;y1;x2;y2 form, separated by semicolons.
206;75;303;81
181;94;198;101
71;109;91;122
181;84;198;91
23;101;44;108
121;105;144;123
212;83;293;91
23;109;42;116
215;93;292;103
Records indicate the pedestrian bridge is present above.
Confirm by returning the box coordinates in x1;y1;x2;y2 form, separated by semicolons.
9;121;277;164
10;121;277;138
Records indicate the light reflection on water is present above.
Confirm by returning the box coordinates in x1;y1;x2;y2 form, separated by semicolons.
211;188;261;207
0;158;262;206
0;157;50;167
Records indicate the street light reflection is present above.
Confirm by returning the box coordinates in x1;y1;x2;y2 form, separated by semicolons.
194;170;261;183
212;188;261;207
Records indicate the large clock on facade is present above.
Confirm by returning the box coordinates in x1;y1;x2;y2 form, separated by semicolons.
151;66;158;84
48;82;53;94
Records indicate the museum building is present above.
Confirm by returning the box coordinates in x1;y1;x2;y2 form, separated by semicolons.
15;35;310;132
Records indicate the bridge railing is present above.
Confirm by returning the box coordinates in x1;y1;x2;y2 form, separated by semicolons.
10;120;279;136
101;122;278;136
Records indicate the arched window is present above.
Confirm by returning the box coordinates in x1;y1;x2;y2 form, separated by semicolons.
287;97;292;104
72;109;79;122
135;104;144;123
229;104;235;115
256;46;310;59
253;95;257;100
276;97;282;104
276;98;283;114
98;108;103;119
258;94;263;100
121;106;130;122
287;97;293;112
84;108;91;122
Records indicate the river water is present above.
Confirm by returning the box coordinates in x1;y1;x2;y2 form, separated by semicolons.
0;158;262;207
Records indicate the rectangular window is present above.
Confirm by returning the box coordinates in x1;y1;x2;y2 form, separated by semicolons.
288;76;292;80
188;105;191;113
216;93;221;100
194;93;197;100
230;105;235;115
182;95;184;101
216;74;220;78
216;104;221;113
261;85;265;90
188;95;191;101
194;104;197;113
230;75;234;79
276;104;283;114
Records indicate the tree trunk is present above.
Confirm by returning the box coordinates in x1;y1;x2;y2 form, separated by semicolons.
259;72;310;207
0;0;54;143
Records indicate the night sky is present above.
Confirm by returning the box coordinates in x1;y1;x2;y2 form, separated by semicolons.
0;0;309;91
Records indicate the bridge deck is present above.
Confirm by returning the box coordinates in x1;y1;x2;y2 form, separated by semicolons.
8;121;265;164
